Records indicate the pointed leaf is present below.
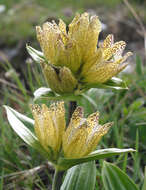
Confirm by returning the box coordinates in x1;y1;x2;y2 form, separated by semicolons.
142;166;146;190
34;93;82;102
4;106;54;160
4;106;34;125
4;105;37;147
33;87;54;101
61;161;96;190
101;77;128;90
82;93;97;109
102;161;139;190
26;45;45;63
58;148;135;170
136;56;143;76
85;77;128;90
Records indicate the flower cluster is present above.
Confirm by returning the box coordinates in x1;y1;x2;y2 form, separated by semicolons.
4;12;135;189
36;12;132;94
31;102;112;160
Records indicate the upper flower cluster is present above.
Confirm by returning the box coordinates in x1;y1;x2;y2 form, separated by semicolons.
35;12;132;94
31;102;112;160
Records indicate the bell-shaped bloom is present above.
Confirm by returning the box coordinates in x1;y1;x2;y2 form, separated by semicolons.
31;102;112;160
81;34;132;84
34;12;132;94
31;102;66;160
41;63;78;94
63;107;112;158
36;13;101;74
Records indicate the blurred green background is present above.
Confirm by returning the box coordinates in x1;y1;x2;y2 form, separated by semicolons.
0;0;146;189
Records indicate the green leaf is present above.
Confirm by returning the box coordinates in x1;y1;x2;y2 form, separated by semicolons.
61;161;96;190
33;87;54;101
58;148;135;170
34;93;82;102
4;105;34;125
103;77;128;90
136;56;143;76
26;45;45;63
142;166;146;190
129;98;145;111
4;106;51;160
4;105;37;146
102;161;139;190
84;77;128;91
81;93;97;109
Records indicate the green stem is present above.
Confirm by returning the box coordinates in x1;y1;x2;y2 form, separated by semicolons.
52;169;65;190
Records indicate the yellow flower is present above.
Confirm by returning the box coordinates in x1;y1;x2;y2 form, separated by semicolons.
31;102;112;160
41;63;78;94
31;102;65;160
35;12;132;94
36;12;132;94
63;107;112;158
81;34;132;84
36;13;101;74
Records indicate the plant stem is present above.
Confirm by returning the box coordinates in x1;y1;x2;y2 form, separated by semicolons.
67;101;77;125
52;169;65;190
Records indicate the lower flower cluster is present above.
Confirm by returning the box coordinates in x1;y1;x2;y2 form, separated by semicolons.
31;102;112;161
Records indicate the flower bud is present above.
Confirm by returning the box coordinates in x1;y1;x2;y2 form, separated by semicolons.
42;63;77;94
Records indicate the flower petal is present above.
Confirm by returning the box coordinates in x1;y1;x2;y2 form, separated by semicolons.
103;41;126;61
82;122;113;156
103;34;114;48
